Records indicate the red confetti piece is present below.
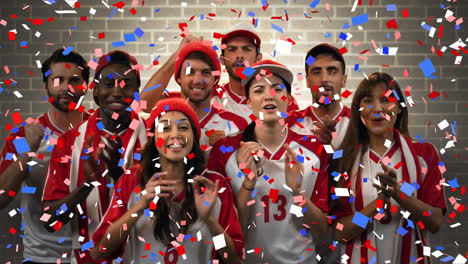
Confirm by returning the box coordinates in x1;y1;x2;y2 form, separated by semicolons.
438;25;444;38
262;2;269;11
149;201;157;210
386;19;398;29
27;18;44;25
269;189;279;203
80;16;87;21
10;14;18;19
188;16;195;21
112;1;126;9
359;49;369;54
402;9;409;18
428;91;440;99
338;47;347;54
208;13;216;17
436;50;443;57
98;32;105;39
213;32;225;39
8;31;16;40
144;243;151;250
341;90;352;98
156;137;165;148
6;123;14;132
187;153;195;159
417;40;424;46
47;17;55;22
74;2;81;8
52;221;63;231
9;228;16;235
8;190;16;197
417;221;425;230
129;8;136;15
11;112;22;125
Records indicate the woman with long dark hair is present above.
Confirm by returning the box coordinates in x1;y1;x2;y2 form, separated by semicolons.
90;98;244;264
332;72;446;264
208;60;329;263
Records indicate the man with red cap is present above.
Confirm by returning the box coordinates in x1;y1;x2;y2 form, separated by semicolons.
172;41;248;149
286;43;350;148
0;48;90;264
213;23;300;123
42;50;147;263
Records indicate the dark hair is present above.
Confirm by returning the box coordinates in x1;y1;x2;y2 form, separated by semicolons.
182;51;217;73
330;72;409;175
94;51;141;87
139;114;205;244
241;122;264;176
304;45;346;76
244;72;292;98
41;48;90;84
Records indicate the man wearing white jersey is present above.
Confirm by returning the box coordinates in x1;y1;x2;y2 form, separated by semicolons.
286;43;350;148
213;23;300;123
172;41;248;149
0;48;90;263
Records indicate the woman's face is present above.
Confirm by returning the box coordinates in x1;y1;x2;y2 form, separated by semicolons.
247;74;289;124
154;111;194;162
359;82;401;138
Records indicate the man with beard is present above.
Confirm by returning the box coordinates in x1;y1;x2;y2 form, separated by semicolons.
42;50;147;263
286;43;350;148
213;23;299;122
0;48;90;263
173;41;247;148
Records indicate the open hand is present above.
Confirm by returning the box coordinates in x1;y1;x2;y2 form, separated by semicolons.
284;144;304;194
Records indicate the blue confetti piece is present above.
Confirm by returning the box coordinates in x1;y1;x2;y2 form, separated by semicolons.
342;23;350;29
351;14;369;26
242;67;256;77
20;41;28;47
133;27;145;38
299;229;307;236
339;32;347;40
134;153;141;161
200;14;204;20
392;89;400;100
280;112;288;118
333;149;343;159
80;240;94;251
58;237;65;243
386;4;396;11
296;155;305;163
62;46;74;55
5;153;15;160
324;32;331;38
397;227;408;236
448;177;459;188
263;175;269;180
248;11;256;17
349;196;354;203
251;189;257;198
108;7;117;19
386;33;391;39
13;137;31;154
21;186;36;194
112;41;126;47
400;182;416;196
203;201;210;206
271;23;284;33
382;46;389;55
455;24;460;30
421;23;432;32
96;121;104;130
115;257;123;263
44;0;56;4
155;9;160;13
354;64;360;71
220;145;234;154
369;256;377;264
124;33;136;42
419;59;437;79
60;203;68;212
253;18;259;28
0;87;3;93
118;158;125;167
309;0;320;8
331;194;338;200
352;212;369;229
441;256;454;262
451;121;457;136
106;183;114;188
331;171;340;177
406;219;415;229
143;84;161;92
305;55;315;66
144;209;151;217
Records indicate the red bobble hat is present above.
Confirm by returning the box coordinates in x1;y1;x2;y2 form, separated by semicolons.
174;41;221;86
146;98;201;140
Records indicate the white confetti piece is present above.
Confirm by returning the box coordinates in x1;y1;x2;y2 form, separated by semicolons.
212;234;226;250
437;119;449;130
13;91;23;98
335;188;350;197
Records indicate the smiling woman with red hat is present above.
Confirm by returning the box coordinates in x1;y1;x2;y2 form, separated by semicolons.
91;98;244;264
208;60;330;263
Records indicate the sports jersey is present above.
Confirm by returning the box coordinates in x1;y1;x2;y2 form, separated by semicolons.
286;104;351;148
0;112;89;263
42;110;147;264
92;166;244;264
212;83;300;123
334;130;446;264
208;128;329;263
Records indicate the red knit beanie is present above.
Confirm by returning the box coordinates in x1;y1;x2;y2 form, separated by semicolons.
147;98;201;140
174;41;221;86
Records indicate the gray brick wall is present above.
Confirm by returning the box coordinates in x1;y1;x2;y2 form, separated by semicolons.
1;0;467;262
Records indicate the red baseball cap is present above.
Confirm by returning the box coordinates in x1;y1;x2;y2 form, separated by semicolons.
174;41;221;86
94;50;140;81
241;59;293;95
221;23;261;49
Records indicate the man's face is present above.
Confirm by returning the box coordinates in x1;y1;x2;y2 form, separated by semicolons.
221;36;262;81
178;58;215;104
306;54;347;105
93;64;139;120
46;62;86;112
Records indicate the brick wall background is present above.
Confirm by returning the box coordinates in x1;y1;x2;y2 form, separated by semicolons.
1;0;467;262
